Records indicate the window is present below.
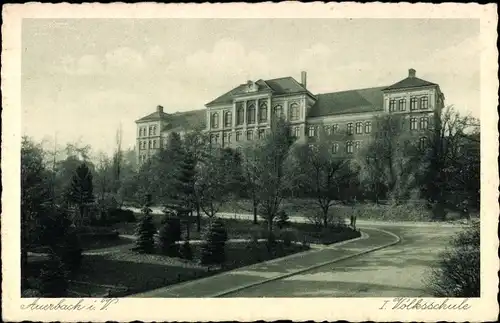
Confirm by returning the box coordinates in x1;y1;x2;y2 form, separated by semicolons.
290;103;300;121
410;97;418;111
308;126;316;137
152;140;156;148
211;112;219;128
324;125;332;135
293;126;300;138
224;111;232;127
214;134;220;145
274;105;283;118
354;141;361;152
420;96;429;110
410;117;417;130
236;131;241;142
419;137;427;150
389;99;397;112
420;117;429;130
258;129;265;139
227;133;232;143
356;122;363;134
139;128;143;137
237;105;244;125
346;141;353;154
247;130;253;141
149;140;152;149
332;143;339;154
347;123;353;135
364;121;372;134
152;126;157;135
148;126;153;136
398;99;406;111
259;103;268;122
247;104;256;124
332;124;339;133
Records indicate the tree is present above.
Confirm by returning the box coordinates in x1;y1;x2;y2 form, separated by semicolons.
200;218;228;265
38;254;69;297
419;106;480;218
292;125;350;228
134;195;156;254
66;162;94;226
426;221;480;297
241;142;263;224
195;147;240;219
356;114;418;203
21;137;51;281
111;123;124;195
158;215;182;256
253;119;295;239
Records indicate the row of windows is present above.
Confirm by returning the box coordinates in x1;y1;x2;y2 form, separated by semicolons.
139;139;160;150
139;125;158;137
210;129;268;145
410;117;430;130
389;96;429;112
211;103;301;128
311;137;428;155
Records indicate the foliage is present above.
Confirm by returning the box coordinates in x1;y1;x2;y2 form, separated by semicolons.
275;210;290;229
134;197;156;254
279;228;298;247
38;255;69;297
426;221;480;297
181;240;193;260
158;216;182;256
200;219;228;265
66;162;95;225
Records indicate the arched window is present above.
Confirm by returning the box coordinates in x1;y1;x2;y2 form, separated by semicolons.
410;117;418;130
274;105;283;118
224;111;232;127
365;121;372;134
420;117;429;130
152;140;156;148
259;103;268;122
152;126;157;135
356;122;363;134
347;123;354;135
398;99;406;111
290;103;299;121
247;104;256;124
211;112;219;128
346;141;353;154
237;105;244;125
332;143;339;154
419;137;427;150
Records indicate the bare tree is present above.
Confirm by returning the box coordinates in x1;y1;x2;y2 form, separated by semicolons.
240;141;263;224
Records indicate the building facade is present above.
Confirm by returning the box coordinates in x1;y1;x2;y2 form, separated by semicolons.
135;68;445;165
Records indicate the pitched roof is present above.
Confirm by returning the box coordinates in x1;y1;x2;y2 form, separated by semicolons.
308;86;387;118
205;77;308;106
135;110;170;122
383;76;437;91
162;109;206;132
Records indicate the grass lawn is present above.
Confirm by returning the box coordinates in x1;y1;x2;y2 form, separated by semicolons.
79;236;133;251
113;213;360;245
71;241;308;297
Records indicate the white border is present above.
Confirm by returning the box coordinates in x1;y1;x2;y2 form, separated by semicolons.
2;3;498;322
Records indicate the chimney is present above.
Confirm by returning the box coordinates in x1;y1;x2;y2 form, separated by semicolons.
408;68;416;78
157;105;164;113
301;71;307;88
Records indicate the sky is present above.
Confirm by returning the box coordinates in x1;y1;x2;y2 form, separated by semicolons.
21;18;480;156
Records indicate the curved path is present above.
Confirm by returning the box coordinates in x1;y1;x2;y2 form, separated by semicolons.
130;227;400;298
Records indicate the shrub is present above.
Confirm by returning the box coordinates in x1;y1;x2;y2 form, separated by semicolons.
134;211;156;254
158;216;182;257
200;219;228;265
425;221;480;297
57;230;83;273
276;210;290;229
108;208;136;223
38;255;69;297
180;240;193;260
279;228;298;247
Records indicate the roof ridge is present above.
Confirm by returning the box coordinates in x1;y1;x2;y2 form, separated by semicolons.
317;85;389;96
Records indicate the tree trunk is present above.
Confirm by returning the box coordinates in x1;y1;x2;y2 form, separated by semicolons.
196;203;201;232
253;203;258;225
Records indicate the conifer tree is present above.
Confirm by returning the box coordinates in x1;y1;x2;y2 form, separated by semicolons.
134;194;156;254
66;162;94;225
200;218;228;265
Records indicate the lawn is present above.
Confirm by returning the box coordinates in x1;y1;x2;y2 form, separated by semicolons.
72;241;308;297
113;213;360;245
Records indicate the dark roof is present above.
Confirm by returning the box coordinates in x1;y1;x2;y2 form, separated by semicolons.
135;110;170;122
162;109;206;132
308;86;387;118
383;76;437;91
205;77;308;106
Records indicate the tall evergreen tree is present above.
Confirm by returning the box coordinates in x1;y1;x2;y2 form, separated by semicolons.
66;162;94;226
134;194;156;254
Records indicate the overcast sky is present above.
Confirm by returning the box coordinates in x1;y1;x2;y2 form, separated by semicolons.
22;18;480;155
